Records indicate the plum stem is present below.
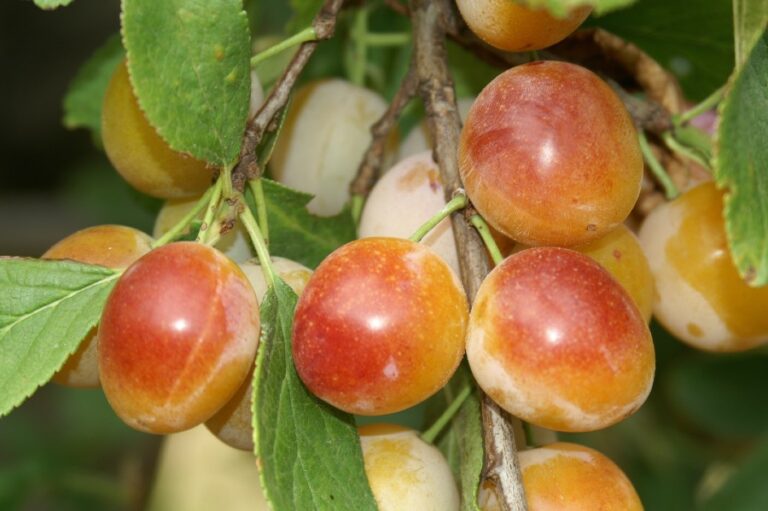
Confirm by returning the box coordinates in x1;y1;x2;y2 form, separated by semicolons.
195;178;225;244
363;32;411;46
470;214;504;266
639;131;679;200
674;86;725;126
408;192;468;242
421;383;472;444
349;6;369;86
250;27;318;68
152;185;215;248
240;205;276;288
350;194;365;225
249;178;270;245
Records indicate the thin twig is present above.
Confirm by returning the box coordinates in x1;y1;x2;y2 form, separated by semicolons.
384;0;409;16
409;1;528;510
349;67;418;198
233;0;345;189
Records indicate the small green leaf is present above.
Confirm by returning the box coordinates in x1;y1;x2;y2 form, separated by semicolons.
122;0;251;165
287;0;323;32
589;0;734;101
517;0;636;17
673;125;713;162
253;279;378;511
667;353;768;440
734;0;768;69
702;435;768;511
715;29;768;286
62;34;125;146
0;258;119;417
33;0;74;9
252;179;357;269
427;365;484;511
257;104;291;169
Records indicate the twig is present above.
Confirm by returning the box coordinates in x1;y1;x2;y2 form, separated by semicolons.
384;0;409;16
605;78;672;134
409;1;528;510
349;67;418;199
233;0;345;189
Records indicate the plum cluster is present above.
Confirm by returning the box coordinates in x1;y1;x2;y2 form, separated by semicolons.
40;2;764;508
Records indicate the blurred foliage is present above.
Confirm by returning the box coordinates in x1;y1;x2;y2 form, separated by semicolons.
0;386;156;511
59;156;161;234
588;0;734;101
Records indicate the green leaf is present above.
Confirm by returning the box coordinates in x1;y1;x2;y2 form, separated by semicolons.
715;29;768;285
62;34;125;146
287;0;323;32
253;279;377;511
427;365;483;511
0;259;119;417
33;0;74;9
667;353;768;440
702;435;768;511
734;0;768;69
589;0;734;100
254;179;357;269
257;103;291;168
517;0;636;17
121;0;251;165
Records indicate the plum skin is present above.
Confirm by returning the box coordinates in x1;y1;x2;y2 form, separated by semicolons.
467;247;654;432
359;151;460;276
456;0;591;52
359;424;459;511
479;442;643;510
270;79;392;216
101;61;213;199
509;225;656;322
98;242;261;434
459;61;642;247
639;181;768;352
42;225;153;387
292;237;468;415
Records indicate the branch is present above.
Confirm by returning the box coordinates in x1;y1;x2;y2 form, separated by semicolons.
409;1;528;510
233;0;345;189
349;66;418;198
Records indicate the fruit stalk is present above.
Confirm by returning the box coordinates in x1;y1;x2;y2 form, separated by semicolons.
409;0;527;509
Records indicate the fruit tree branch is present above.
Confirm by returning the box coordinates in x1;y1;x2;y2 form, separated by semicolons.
233;0;345;190
409;1;528;510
